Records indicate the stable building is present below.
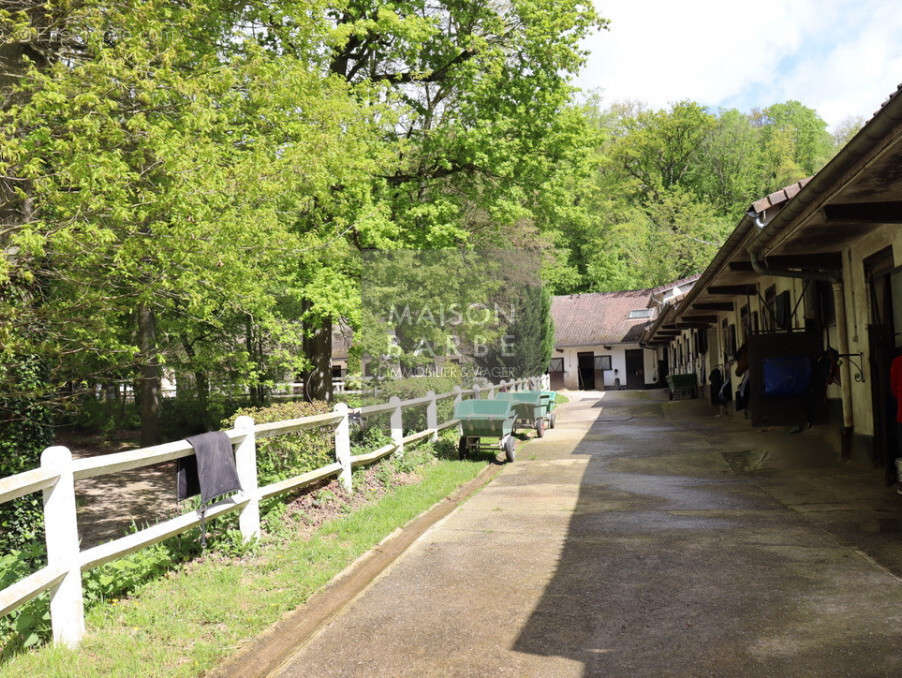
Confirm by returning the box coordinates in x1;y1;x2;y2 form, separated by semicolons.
550;277;696;390
642;82;902;483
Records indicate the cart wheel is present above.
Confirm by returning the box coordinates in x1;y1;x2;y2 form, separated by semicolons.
458;436;468;460
536;418;544;438
549;413;556;429
504;436;516;463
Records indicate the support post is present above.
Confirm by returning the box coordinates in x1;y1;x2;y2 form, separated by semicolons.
41;446;85;648
334;403;352;493
487;383;495;399
234;415;260;543
473;384;481;400
833;281;854;458
390;396;404;455
453;385;463;406
426;390;438;441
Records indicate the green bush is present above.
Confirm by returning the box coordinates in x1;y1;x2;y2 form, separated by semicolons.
160;394;253;440
0;358;54;553
62;394;141;434
360;376;459;434
374;375;458;402
222;400;332;486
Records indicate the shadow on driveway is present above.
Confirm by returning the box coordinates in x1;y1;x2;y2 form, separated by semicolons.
512;390;902;677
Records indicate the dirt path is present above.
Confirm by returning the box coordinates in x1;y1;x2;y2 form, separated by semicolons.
271;390;902;678
56;433;179;549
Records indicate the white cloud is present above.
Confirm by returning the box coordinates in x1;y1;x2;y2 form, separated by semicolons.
577;0;902;129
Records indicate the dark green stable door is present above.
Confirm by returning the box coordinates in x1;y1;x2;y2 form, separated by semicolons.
625;349;644;389
577;352;595;390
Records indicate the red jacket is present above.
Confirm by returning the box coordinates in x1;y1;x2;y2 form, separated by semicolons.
891;355;902;423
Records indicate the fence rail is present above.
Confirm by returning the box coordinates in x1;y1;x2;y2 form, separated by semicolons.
0;375;550;648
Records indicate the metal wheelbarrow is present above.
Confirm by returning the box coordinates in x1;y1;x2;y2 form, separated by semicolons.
453;398;517;462
496;391;548;437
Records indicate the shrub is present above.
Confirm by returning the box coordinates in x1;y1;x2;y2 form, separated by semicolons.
360;376;459;434
222;400;332;486
375;375;458;402
62;394;141;434
0;358;54;553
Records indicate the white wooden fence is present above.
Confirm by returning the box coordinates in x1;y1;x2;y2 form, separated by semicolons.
0;375;550;649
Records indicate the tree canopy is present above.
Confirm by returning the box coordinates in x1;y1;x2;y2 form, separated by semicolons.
0;0;851;443
543;97;847;294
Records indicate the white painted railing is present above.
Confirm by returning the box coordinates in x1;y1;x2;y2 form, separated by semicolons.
0;375;550;649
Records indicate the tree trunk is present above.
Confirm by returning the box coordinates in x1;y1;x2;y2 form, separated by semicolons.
303;317;333;402
137;304;162;446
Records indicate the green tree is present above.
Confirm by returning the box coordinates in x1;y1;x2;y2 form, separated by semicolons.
697;109;765;216
1;2;386;439
755;100;833;177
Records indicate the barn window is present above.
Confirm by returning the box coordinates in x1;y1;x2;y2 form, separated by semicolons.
594;355;612;370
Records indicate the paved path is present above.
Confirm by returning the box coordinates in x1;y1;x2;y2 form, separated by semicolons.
274;391;902;677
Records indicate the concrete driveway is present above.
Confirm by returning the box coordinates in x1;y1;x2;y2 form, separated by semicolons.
273;390;902;677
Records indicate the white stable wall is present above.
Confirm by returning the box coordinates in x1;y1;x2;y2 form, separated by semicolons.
557;344;658;390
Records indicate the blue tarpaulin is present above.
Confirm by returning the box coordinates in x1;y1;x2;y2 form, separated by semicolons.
763;357;812;397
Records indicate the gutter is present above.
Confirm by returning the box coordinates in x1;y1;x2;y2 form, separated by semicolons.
746;211;841;283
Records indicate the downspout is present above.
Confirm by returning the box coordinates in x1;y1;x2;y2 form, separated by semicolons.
747;210;854;456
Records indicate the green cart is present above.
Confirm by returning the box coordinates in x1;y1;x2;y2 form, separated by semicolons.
541;391;557;430
454;398;517;462
666;373;698;400
496;391;548;437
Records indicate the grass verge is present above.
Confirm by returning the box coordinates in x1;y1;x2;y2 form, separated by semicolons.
555;393;569;404
0;452;486;678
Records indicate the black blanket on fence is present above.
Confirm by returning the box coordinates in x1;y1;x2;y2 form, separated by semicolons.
176;431;242;503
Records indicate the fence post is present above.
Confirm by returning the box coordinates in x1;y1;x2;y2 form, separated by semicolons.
426;390;438;441
41;446;85;648
453;385;463;405
334;403;352;493
390;396;404;455
234;415;260;543
473;384;481;400
487;383;495;399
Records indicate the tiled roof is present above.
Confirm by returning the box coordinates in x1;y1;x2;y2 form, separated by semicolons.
871;82;902;121
650;274;699;295
551;289;652;347
750;177;812;215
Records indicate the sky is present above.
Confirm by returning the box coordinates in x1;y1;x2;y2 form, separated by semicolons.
575;0;902;131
